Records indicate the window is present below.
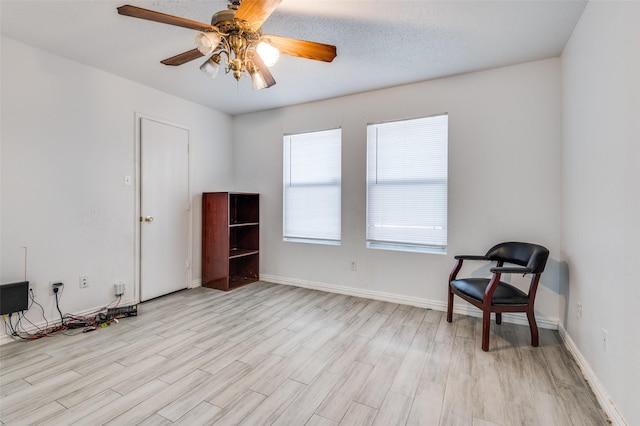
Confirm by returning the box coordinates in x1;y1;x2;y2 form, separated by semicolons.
283;128;342;245
366;114;448;254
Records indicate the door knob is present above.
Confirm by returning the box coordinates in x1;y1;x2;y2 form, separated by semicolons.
143;216;154;223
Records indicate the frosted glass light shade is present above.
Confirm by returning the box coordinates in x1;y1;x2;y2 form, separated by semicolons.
195;32;222;55
200;56;220;79
256;42;279;67
250;69;268;90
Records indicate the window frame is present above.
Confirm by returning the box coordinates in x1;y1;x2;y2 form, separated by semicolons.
282;127;342;246
366;113;448;254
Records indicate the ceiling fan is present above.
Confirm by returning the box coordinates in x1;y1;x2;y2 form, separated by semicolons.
117;0;337;90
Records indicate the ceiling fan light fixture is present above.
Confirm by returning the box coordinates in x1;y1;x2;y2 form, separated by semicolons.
248;63;268;90
117;2;337;90
200;54;221;78
256;41;279;67
195;32;222;55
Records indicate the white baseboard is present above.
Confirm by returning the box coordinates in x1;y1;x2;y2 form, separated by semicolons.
189;279;202;289
558;325;628;426
259;274;558;330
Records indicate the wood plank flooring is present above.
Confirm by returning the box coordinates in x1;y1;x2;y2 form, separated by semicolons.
0;282;608;425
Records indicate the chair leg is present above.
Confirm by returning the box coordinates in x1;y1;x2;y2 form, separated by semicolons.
481;310;491;351
447;286;453;323
495;312;502;324
527;308;539;347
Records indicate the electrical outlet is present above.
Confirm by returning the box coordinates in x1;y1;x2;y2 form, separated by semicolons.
79;275;89;288
576;302;582;320
349;260;357;271
50;282;63;295
602;329;609;352
114;282;126;296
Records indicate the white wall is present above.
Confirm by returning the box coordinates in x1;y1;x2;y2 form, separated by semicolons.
1;37;233;328
233;58;563;324
2;4;636;421
561;2;640;425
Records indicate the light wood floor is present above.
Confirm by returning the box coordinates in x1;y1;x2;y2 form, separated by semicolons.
0;282;608;426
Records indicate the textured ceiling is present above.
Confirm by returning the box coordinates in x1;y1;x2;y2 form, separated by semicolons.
0;1;587;115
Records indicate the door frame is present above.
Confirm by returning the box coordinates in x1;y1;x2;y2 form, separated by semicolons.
133;112;192;303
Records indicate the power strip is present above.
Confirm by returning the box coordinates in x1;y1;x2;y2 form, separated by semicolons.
106;304;137;319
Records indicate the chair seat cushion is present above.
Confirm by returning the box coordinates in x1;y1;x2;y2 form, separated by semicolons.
450;278;529;305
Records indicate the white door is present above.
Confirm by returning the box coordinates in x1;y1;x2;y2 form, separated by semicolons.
140;117;190;301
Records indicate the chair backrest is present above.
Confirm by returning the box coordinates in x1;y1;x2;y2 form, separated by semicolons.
485;242;549;273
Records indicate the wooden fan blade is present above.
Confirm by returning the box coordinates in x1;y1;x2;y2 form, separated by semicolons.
117;5;216;32
235;0;282;30
251;54;277;88
161;49;204;66
264;35;336;62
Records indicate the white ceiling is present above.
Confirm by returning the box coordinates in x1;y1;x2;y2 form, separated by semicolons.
1;0;586;116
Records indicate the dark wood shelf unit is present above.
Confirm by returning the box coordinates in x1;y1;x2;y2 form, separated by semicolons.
229;248;259;259
202;192;259;291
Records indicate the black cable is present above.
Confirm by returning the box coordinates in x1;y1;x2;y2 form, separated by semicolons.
5;288;63;339
3;286;126;340
2;317;9;335
54;288;64;326
19;309;44;335
17;312;35;338
25;289;48;334
4;314;28;340
3;314;16;339
29;289;49;332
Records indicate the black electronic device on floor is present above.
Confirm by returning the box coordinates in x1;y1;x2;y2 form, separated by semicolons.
0;281;29;315
106;304;138;319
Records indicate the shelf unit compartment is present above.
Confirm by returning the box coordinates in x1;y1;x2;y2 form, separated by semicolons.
229;254;259;288
229;225;259;257
230;193;259;225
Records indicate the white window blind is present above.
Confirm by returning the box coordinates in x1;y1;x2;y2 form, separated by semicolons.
283;128;342;245
366;114;448;254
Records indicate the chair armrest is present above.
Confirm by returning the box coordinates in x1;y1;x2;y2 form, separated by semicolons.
490;266;532;274
450;255;489;282
454;255;488;261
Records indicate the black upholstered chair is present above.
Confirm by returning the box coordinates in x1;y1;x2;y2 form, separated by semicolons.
447;242;550;351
